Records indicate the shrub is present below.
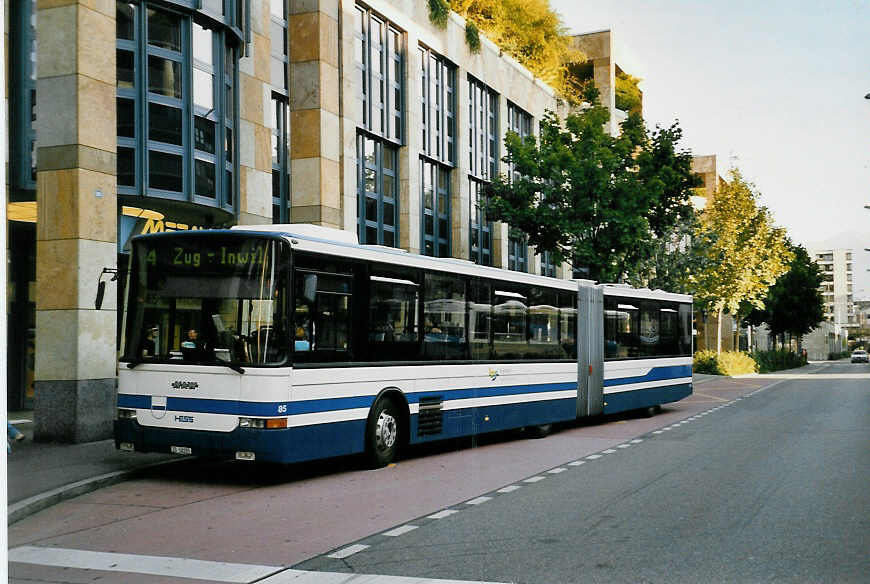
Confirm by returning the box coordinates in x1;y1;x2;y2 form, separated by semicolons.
693;350;758;376
427;0;449;28
693;350;720;374
716;351;758;376
751;349;805;373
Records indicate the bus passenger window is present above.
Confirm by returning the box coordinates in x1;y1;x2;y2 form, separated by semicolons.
423;273;467;360
367;268;420;361
293;270;352;361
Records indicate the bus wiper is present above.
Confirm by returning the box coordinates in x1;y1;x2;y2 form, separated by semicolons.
126;360;143;369
219;360;246;374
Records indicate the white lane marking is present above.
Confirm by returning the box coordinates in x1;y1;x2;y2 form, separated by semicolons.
630;439;643;444
602;449;617;454
259;569;509;583
327;544;370;559
662;427;672;431
8;546;280;583
547;467;567;474
465;496;492;506
568;460;586;466
428;509;459;519
497;485;521;493
383;525;418;537
652;430;663;434
586;454;602;460
616;444;630;449
524;476;546;483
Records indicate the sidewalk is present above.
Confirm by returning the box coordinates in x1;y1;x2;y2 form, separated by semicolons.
6;412;179;524
5;371;787;524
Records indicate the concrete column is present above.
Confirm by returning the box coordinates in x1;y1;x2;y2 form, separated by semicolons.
288;0;341;228
451;67;470;260
34;0;117;442
237;0;273;225
400;30;421;254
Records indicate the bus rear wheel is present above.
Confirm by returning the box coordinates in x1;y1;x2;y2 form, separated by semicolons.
365;398;401;467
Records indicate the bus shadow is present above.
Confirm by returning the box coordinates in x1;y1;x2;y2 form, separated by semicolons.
132;406;674;488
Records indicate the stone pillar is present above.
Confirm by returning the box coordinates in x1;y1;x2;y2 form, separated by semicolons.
289;0;341;228
237;0;273;225
399;29;421;254
34;0;117;442
452;67;470;260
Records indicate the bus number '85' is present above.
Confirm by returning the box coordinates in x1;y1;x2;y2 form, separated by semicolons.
277;405;287;414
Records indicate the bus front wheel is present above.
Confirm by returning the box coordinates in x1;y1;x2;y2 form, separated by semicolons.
365;398;401;467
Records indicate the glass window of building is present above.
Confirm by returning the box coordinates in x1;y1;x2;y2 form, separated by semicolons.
271;97;290;223
507;231;527;273
270;0;289;223
468;77;498;266
354;5;403;246
420;46;455;257
9;0;37;195
116;1;240;211
358;135;399;247
506;102;533;272
540;250;556;277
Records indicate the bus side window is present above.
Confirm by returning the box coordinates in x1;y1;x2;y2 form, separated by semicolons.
469;279;492;361
422;273;467;361
367;266;420;361
293;270;353;362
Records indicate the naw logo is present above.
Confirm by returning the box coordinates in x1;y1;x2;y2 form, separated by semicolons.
171;381;199;390
488;368;499;381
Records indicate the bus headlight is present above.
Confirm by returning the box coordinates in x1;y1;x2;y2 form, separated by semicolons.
239;418;287;429
117;408;137;420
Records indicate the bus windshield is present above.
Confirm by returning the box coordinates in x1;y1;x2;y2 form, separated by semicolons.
123;235;289;367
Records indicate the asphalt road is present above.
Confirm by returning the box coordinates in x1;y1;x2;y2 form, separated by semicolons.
9;364;869;583
298;362;870;583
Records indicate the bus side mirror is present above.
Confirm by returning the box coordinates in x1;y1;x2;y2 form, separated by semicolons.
95;267;119;310
302;274;318;304
95;281;107;310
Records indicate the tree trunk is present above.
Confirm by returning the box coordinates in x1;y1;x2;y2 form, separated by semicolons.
717;307;723;354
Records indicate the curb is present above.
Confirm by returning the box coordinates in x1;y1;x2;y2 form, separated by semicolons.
8;457;190;525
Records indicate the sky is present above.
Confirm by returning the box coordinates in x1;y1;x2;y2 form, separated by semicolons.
550;0;870;258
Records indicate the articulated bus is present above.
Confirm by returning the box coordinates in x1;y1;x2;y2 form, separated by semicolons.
115;224;693;466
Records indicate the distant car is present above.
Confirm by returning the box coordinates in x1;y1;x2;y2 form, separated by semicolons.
850;350;868;363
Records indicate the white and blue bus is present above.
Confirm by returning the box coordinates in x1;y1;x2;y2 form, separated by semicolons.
115;224;693;466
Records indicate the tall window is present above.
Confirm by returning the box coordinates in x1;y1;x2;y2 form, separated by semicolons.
420;46;454;257
421;161;450;257
358;136;398;247
270;0;289;223
506;102;532;272
271;97;289;223
507;230;527;273
541;251;556;277
468;77;498;266
116;1;240;211
354;4;403;246
9;0;37;195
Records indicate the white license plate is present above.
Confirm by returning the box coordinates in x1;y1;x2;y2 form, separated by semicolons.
170;446;192;455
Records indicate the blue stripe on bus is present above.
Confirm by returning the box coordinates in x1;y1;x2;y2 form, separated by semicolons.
603;383;692;414
406;381;577;403
603;365;691;387
117;369;688;417
116;380;576;417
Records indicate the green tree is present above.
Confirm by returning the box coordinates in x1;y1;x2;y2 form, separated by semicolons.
483;87;697;284
690;169;793;353
744;244;825;347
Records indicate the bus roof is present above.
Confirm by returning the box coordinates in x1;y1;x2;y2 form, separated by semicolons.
158;224;693;302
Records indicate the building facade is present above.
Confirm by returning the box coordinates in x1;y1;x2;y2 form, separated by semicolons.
808;248;856;329
6;0;576;441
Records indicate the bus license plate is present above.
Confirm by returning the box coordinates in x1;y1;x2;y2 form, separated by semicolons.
171;446;192;455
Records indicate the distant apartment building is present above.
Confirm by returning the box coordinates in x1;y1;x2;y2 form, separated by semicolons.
808;249;856;328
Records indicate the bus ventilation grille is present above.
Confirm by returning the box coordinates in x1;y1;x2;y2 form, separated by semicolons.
417;396;443;436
